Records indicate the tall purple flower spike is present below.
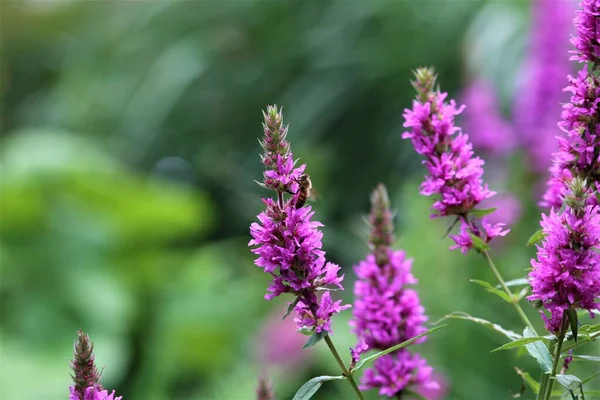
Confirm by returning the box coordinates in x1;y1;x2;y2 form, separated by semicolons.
351;184;439;398
529;180;600;333
249;105;349;335
402;67;508;253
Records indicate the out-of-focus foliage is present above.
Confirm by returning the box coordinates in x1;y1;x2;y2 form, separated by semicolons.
1;1;598;400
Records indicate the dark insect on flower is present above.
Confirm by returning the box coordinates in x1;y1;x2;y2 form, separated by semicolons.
285;173;315;209
294;173;312;209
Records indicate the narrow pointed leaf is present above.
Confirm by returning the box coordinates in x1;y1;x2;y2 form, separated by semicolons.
441;216;461;239
352;326;446;372
567;354;600;362
303;330;327;349
470;208;497;217
495;278;529;289
491;336;549;352
523;327;553;373
292;375;346;400
527;229;546;246
283;297;302;320
582;371;600;385
566;309;579;344
469;279;513;303
434;312;521;340
578;324;600;335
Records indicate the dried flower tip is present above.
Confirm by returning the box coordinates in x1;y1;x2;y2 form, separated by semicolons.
368;183;395;266
411;67;437;102
70;330;102;399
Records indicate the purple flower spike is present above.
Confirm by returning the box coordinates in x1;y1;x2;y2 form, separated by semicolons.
402;67;508;252
529;181;600;333
351;184;438;397
515;0;574;171
69;331;122;400
460;80;516;155
571;0;600;63
250;105;348;335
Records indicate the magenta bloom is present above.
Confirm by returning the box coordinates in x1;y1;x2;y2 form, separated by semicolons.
449;218;509;255
351;184;437;398
402;68;508;252
70;387;122;400
352;250;428;348
249;106;348;334
528;201;600;333
361;350;439;398
295;291;351;334
515;0;574;171
571;0;600;63
460;80;516;155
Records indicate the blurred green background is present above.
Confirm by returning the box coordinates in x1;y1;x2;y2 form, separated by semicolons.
1;1;598;399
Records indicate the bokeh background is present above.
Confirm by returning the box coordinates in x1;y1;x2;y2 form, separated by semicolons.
1;1;599;399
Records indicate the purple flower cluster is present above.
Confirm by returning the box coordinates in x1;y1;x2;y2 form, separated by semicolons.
70;387;122;400
460;80;516;155
249;105;348;334
351;184;438;398
515;0;574;172
362;351;438;398
402;68;508;252
529;184;600;333
571;0;600;63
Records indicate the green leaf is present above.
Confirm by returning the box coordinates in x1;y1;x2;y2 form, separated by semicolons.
468;279;513;303
352;326;446;372
303;330;327;349
515;368;540;394
527;229;546;246
434;312;521;341
523;327;553;373
578;324;600;335
469;233;489;253
495;278;529;288
582;371;600;385
491;336;549;352
282;297;301;320
568;355;600;362
566;309;579;344
292;375;346;400
554;374;584;400
470;208;497;218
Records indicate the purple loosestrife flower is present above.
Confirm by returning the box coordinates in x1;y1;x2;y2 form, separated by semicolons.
69;387;122;400
515;0;574;172
351;184;437;398
249;105;348;334
69;331;122;400
460;80;516;155
402;67;509;252
529;180;600;333
571;0;600;63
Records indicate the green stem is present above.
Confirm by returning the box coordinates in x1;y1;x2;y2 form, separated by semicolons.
481;250;550;399
481;250;537;332
543;315;567;400
537;374;550;400
323;334;366;400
